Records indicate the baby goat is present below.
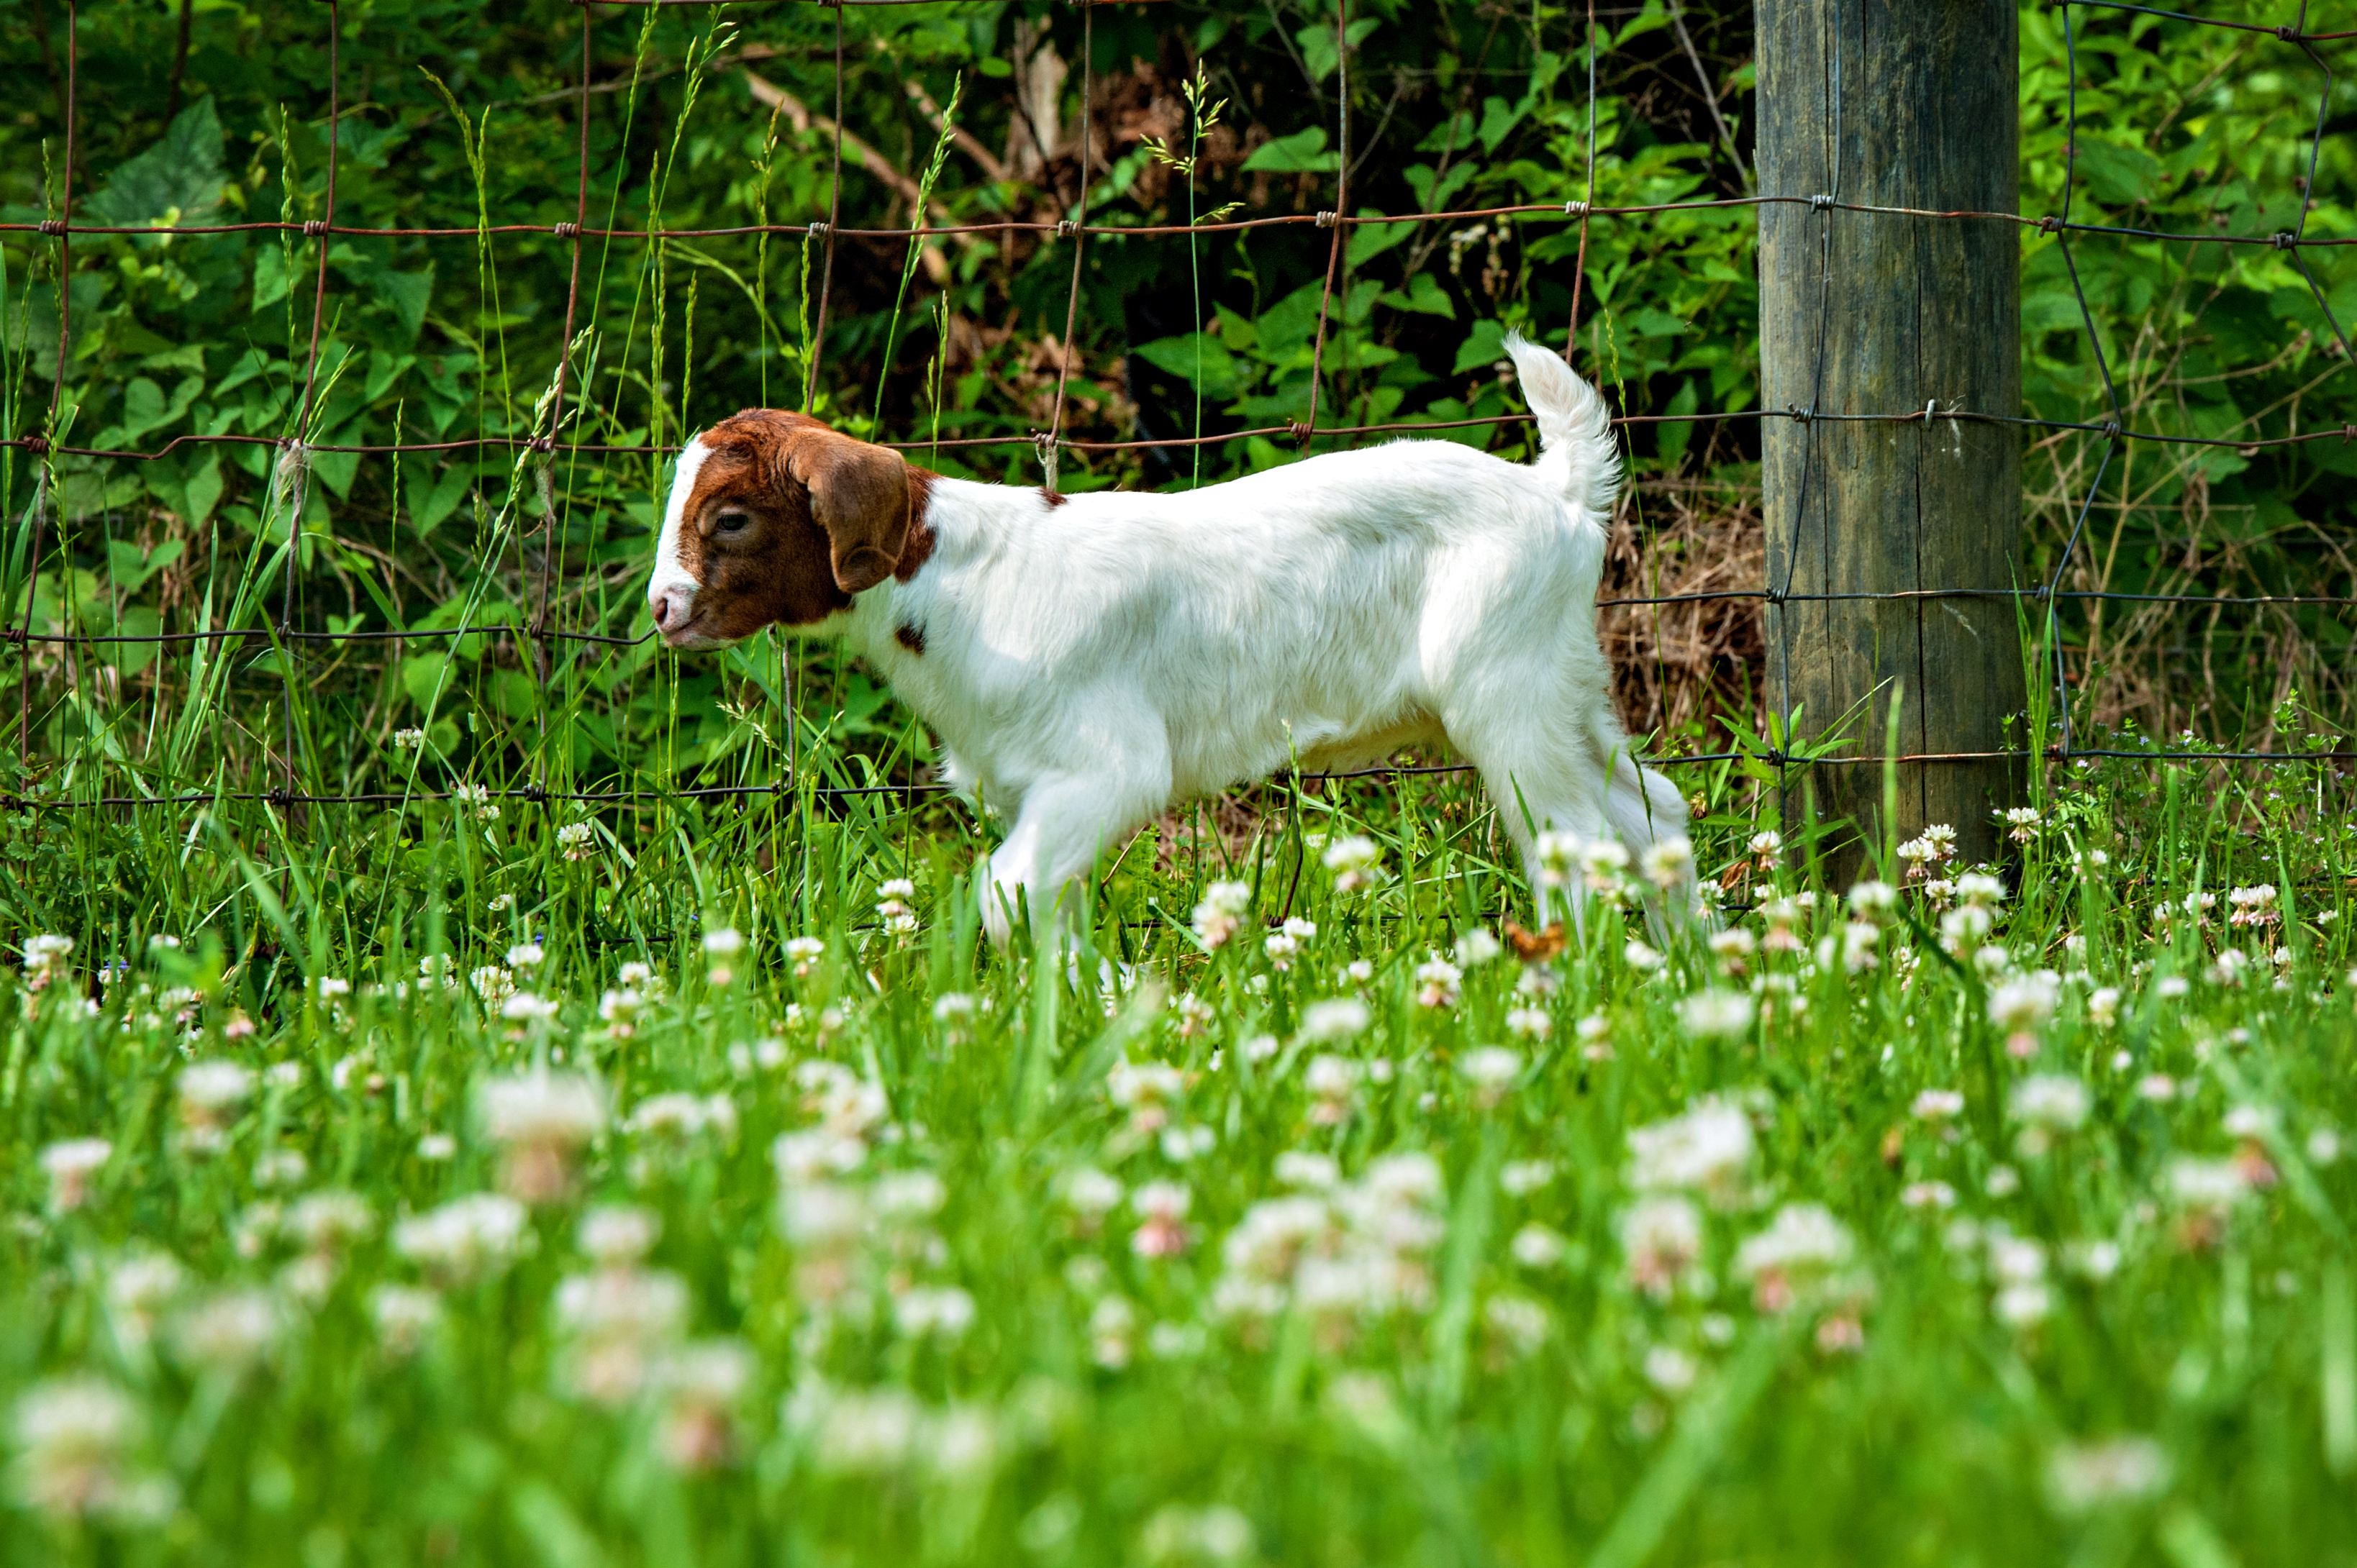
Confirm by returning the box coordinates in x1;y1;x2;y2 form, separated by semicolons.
646;333;1694;945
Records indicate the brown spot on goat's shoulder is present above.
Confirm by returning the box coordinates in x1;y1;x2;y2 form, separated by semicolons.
894;623;926;656
1038;486;1068;509
894;465;940;583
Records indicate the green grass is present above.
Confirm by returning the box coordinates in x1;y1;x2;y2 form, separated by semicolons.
4;747;2356;1566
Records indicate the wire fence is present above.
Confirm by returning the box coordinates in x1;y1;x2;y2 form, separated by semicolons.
2;0;2353;821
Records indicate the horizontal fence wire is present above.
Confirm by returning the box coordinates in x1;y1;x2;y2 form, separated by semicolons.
3;0;2353;821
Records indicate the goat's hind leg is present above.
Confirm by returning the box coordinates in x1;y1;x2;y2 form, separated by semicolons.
1459;728;1611;937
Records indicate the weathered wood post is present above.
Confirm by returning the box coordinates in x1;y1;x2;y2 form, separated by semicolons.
1757;0;2025;876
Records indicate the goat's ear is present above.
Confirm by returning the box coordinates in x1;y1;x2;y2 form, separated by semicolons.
784;429;910;594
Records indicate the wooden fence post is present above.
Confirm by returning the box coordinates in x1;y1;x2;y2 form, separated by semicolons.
1758;0;2026;878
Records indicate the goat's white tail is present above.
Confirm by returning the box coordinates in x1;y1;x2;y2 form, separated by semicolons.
1504;330;1621;518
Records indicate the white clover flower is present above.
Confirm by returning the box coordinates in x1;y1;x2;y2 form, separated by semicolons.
1454;928;1504;967
1994;1280;2053;1328
597;989;643;1034
450;781;500;821
284;1191;373;1252
2222;1104;2276;1141
1637;837;1694;893
2167;1157;2251;1213
878;878;917;901
1901;1180;1957;1210
1620;1194;1703;1298
1322;836;1384;893
553;1267;692;1405
1846;880;1898;918
506;943;545;970
933;991;978;1023
771;1129;867;1185
1988;973;2060;1034
1835;921;1881;973
178;1061;255;1116
1533;830;1579;890
1643;1344;1698;1395
1623;939;1666;974
370;1284;442;1357
2047;1436;2171;1515
1511;1223;1568;1268
1707;927;1757;964
168;1287;284;1380
1499;1159;1556;1197
555;821;596;860
2010;1075;2090;1133
1911;1088;1965;1121
1677;990;1755;1039
630;1092;736;1144
701;926;745;957
1059;1167;1125;1221
1627;1097;1754;1200
1192;880;1253;950
2000;805;2043;843
480;1072;606;1202
9;1375;171;1523
39;1138;112;1213
1955;872;2006;908
1297;997;1371;1044
2227;884;2279;928
1273;1150;1340;1190
391;727;427;752
1504;1006;1553;1040
1139;1504;1255;1567
1484;1295;1552;1357
1304;1054;1362;1124
1414;955;1462;1010
893;1286;977;1341
1263;930;1302;969
1734;1203;1856;1311
1897;836;1942;872
470;966;516;1007
2087;987;2122;1027
1130;1180;1193;1258
500;991;558;1024
579;1205;661;1266
1581;839;1632;895
1457;1047;1522;1103
394;1192;530;1285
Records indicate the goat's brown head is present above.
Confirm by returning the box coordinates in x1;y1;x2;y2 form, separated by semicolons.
646;410;930;649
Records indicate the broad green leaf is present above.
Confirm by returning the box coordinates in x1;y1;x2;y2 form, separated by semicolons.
1451;319;1510;376
85;96;227;228
1242;127;1339;175
1130;334;1243;398
1380;273;1457;319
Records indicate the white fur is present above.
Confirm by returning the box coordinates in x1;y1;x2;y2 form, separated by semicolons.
651;333;1692;944
647;437;712;644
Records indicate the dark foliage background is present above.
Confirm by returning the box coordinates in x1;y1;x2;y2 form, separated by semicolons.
0;0;2350;829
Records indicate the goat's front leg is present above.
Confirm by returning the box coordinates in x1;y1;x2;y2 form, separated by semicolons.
980;756;1168;950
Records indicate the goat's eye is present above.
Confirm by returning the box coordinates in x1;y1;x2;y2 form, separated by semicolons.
716;510;750;534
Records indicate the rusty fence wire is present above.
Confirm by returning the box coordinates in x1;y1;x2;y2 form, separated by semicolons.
2;0;2355;820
